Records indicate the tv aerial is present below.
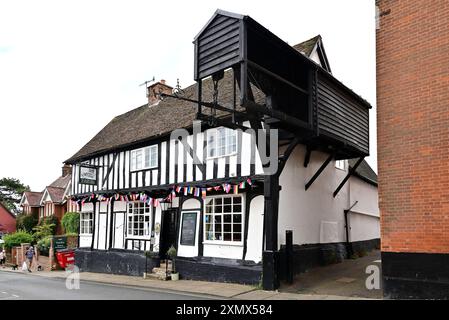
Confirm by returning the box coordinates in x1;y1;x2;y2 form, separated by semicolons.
139;77;155;97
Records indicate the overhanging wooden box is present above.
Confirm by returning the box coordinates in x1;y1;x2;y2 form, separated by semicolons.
194;10;371;160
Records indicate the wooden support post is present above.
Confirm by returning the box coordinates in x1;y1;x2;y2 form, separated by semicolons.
262;122;280;290
304;147;312;168
286;230;293;284
305;153;334;190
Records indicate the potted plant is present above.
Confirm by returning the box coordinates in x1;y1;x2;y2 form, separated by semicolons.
167;245;179;281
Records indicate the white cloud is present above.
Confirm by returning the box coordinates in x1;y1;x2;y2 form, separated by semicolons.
0;0;377;190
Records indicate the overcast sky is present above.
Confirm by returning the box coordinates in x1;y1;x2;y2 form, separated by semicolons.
0;0;377;191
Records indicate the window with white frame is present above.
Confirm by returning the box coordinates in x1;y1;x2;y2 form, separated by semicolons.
130;145;158;171
80;212;93;234
204;195;243;243
335;160;346;171
207;127;237;158
127;202;152;237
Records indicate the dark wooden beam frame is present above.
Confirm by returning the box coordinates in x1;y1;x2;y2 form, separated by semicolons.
305;153;334;191
303;146;312;168
333;157;364;197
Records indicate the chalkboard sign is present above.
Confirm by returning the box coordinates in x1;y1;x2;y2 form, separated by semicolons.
180;212;197;246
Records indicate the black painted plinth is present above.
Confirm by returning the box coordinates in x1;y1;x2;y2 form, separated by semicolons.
75;248;157;277
382;251;449;299
175;256;262;285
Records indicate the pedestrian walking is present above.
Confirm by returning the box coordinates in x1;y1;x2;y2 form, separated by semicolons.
0;249;5;266
25;246;35;272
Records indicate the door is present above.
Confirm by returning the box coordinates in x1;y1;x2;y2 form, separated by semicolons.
113;212;125;249
97;213;107;250
159;209;178;259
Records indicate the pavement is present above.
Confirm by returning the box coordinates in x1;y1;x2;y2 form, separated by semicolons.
0;251;382;300
280;250;382;299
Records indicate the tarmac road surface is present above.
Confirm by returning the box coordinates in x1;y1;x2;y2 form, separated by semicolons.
0;271;215;300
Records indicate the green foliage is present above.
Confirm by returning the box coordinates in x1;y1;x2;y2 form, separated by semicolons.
16;214;39;233
39;215;58;235
61;212;79;234
2;230;34;249
167;245;177;273
33;223;55;242
65;232;78;237
0;177;30;214
37;235;52;256
167;245;177;258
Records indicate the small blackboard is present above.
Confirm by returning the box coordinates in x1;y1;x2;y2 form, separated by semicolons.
180;212;197;246
54;236;67;251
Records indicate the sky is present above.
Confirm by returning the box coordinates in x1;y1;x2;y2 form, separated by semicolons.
0;0;377;191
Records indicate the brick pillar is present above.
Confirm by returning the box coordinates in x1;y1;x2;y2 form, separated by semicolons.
376;0;449;299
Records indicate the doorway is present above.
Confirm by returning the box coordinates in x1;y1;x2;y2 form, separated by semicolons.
159;209;178;259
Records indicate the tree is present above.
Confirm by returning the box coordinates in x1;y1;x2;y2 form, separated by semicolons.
0;177;30;214
16;213;39;233
61;212;80;234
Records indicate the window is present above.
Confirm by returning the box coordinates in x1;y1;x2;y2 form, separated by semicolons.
207;127;237;158
130;145;158;171
80;212;93;234
127;202;152;237
204;195;243;243
335;160;346;171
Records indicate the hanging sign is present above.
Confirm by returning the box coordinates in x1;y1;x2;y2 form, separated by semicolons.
79;165;97;185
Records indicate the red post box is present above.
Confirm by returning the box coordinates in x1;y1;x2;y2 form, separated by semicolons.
55;250;75;269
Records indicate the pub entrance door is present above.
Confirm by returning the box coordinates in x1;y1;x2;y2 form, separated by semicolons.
159;209;178;259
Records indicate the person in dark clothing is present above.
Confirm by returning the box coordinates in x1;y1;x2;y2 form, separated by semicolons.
25;246;35;272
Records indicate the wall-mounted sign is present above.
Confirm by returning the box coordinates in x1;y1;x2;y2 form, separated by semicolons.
79;165;97;185
180;211;197;246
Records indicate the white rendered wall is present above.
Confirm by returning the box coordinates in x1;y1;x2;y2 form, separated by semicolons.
348;176;380;242
245;195;264;263
278;144;379;248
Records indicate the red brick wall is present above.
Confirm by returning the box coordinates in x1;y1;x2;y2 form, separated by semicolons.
0;204;16;234
377;0;449;253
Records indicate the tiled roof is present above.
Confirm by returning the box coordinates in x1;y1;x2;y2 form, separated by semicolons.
45;186;66;204
49;174;71;189
23;191;43;207
292;35;321;56
348;159;378;186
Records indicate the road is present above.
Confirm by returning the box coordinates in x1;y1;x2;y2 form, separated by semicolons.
0;271;214;300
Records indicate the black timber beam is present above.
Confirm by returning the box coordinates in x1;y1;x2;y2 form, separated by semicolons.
333;157;364;197
277;137;300;176
305;153;334;191
303;147;312;168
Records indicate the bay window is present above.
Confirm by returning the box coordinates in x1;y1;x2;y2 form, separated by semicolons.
127;202;152;237
204;195;243;243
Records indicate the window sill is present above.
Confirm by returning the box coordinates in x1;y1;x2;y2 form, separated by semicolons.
130;166;158;173
206;152;237;161
202;241;243;247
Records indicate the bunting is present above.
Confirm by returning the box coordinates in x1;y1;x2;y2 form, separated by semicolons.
71;178;255;208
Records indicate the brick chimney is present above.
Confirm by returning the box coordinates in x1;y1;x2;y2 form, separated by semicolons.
147;80;173;106
62;164;72;177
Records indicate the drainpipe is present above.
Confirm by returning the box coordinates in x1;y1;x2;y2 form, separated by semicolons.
344;201;358;258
